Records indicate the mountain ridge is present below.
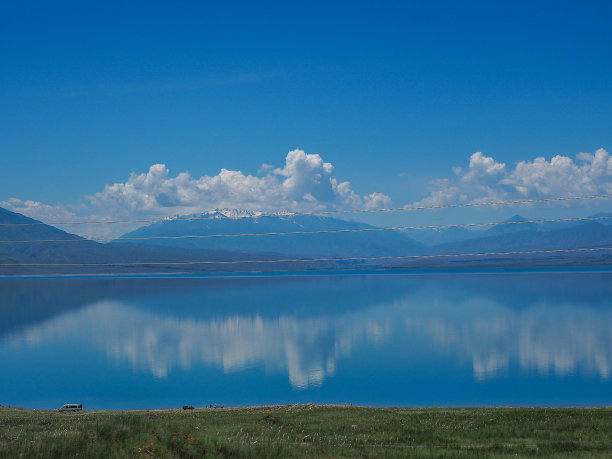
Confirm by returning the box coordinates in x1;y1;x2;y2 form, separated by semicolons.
2;206;612;275
113;211;425;258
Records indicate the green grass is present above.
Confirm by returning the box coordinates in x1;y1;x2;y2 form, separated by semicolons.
2;405;612;457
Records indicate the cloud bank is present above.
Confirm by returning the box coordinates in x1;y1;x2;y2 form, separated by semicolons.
3;147;611;239
416;148;612;206
2;149;391;238
89;149;391;216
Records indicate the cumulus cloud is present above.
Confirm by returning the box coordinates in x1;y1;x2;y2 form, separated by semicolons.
89;149;389;216
415;148;612;206
2;149;391;238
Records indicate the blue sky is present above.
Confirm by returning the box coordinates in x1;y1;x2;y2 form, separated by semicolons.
1;1;612;235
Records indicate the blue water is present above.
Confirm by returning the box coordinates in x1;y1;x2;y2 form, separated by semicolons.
1;270;611;409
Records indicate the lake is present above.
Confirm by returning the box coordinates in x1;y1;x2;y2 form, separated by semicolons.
1;270;611;409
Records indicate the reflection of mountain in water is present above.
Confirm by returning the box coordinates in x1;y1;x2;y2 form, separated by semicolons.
3;271;612;338
6;272;612;387
0;274;408;339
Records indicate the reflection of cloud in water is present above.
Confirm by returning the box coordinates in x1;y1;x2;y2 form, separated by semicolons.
7;301;389;389
5;290;612;386
406;306;612;382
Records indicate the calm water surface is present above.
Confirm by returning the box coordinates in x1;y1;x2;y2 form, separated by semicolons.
1;270;611;409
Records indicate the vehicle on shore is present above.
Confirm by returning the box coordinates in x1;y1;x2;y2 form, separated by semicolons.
58;404;82;412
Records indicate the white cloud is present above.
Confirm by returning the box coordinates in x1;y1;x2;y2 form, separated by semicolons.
2;149;391;239
363;192;393;209
258;163;274;173
89;149;389;216
415;148;612;206
461;152;506;184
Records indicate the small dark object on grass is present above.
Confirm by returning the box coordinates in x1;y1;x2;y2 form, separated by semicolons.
214;404;224;409
260;415;281;425
182;405;194;410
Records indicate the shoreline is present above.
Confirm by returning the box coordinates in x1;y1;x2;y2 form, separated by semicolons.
5;403;612;411
2;264;612;280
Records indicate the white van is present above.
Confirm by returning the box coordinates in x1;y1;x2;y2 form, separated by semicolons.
58;403;82;412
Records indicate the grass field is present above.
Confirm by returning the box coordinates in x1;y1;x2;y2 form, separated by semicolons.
2;405;612;457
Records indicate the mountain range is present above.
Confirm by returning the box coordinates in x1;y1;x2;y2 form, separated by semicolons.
112;210;423;257
0;207;294;275
1;206;612;275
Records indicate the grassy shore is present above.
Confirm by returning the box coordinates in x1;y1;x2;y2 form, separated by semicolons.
2;405;612;457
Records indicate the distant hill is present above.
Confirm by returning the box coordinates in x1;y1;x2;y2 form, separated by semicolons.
487;214;538;235
404;226;478;246
0;207;298;275
409;212;612;245
112;210;424;258
0;206;105;266
430;221;612;254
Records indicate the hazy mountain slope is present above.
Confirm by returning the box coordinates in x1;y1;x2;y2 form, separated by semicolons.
408;211;612;246
430;221;612;254
0;206;107;264
113;210;424;257
487;215;538;235
0;207;295;275
405;226;478;246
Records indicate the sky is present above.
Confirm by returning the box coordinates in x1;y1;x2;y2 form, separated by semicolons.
1;1;612;238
